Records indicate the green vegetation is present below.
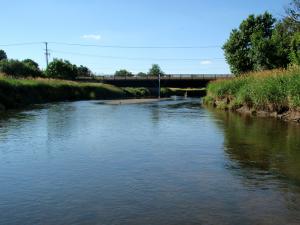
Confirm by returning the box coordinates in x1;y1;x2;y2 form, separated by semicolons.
0;75;196;110
168;88;206;97
223;0;300;75
0;50;7;61
147;64;165;77
0;48;167;81
0;75;132;110
0;52;93;80
123;87;151;97
114;69;134;77
204;67;300;111
205;0;300;122
0;59;42;77
45;59;92;79
136;72;147;77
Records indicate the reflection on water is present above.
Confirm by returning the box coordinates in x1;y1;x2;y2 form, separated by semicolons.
0;99;300;225
210;108;300;185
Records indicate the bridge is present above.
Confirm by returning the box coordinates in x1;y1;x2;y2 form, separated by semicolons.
77;74;232;88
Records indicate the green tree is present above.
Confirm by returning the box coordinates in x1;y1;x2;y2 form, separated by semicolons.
77;65;92;77
46;59;78;80
148;64;164;77
271;20;294;67
114;69;133;77
0;49;7;61
136;72;147;77
0;59;42;77
223;12;278;74
290;32;300;65
285;0;300;28
22;59;39;69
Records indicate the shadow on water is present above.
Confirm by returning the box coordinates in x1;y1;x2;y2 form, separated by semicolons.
207;107;300;186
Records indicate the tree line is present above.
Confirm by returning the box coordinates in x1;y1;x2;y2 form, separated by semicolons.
0;52;93;79
114;64;164;77
223;0;300;75
0;49;165;79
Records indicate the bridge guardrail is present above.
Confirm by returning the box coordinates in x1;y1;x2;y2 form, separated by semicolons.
77;74;232;81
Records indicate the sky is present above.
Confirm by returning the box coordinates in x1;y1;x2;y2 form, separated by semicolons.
0;0;290;75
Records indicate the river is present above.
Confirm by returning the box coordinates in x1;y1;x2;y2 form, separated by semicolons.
0;98;300;225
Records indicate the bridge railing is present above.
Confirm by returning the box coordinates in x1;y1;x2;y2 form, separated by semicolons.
77;74;232;81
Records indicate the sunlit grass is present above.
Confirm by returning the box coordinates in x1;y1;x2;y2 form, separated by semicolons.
0;75;127;109
204;66;300;110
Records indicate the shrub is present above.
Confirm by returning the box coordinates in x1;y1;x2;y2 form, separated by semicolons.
114;69;134;77
77;65;93;77
0;49;7;61
0;59;42;77
46;59;78;80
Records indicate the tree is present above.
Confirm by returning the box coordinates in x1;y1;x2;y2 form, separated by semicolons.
148;64;164;77
0;59;42;77
290;32;300;65
22;59;39;69
77;65;92;77
46;59;78;80
271;20;295;67
223;12;276;74
285;0;300;28
137;72;147;77
114;69;134;77
0;50;7;61
223;12;293;74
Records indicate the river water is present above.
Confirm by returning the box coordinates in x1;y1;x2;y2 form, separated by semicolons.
0;98;300;225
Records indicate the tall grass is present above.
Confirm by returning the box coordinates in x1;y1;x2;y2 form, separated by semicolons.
0;75;127;109
204;66;300;111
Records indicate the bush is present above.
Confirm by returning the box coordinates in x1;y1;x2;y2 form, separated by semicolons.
77;65;93;77
0;50;7;61
114;69;134;77
137;72;147;77
0;59;42;77
46;59;78;80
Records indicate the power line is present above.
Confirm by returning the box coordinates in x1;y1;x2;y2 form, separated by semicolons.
49;41;222;49
0;41;222;49
0;42;43;47
50;50;225;61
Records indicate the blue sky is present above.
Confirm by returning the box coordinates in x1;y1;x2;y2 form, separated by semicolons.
0;0;290;74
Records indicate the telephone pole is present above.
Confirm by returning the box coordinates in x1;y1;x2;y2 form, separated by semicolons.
44;42;50;67
158;73;161;99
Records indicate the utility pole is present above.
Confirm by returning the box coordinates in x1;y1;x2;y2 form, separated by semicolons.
158;73;161;99
44;42;50;67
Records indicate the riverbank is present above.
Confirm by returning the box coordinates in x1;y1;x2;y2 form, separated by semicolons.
0;75;203;110
204;67;300;123
0;76;148;110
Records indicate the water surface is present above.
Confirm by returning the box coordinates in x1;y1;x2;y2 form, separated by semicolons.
0;99;300;225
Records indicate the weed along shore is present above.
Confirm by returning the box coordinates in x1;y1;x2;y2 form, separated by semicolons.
204;67;300;123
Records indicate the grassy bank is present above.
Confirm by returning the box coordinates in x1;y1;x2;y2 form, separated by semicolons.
0;75;157;110
204;67;300;122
